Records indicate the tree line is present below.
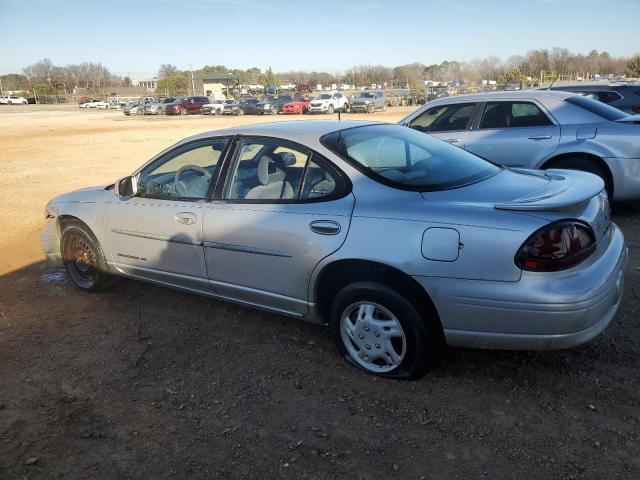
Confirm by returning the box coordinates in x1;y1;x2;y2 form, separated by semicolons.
2;49;639;97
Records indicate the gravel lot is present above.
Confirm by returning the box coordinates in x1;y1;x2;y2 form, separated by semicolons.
0;105;639;479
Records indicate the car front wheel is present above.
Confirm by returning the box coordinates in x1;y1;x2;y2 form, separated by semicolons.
331;281;440;380
327;104;334;114
61;222;119;292
181;107;189;115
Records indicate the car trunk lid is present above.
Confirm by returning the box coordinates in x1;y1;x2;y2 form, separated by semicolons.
421;167;610;242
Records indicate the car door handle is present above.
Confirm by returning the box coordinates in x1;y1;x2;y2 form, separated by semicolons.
309;220;341;235
174;212;197;225
528;135;552;140
445;138;460;143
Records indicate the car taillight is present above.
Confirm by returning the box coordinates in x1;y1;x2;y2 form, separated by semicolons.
515;221;596;272
632;106;640;114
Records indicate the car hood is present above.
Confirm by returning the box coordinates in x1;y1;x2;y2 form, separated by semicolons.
49;185;111;204
422;168;604;214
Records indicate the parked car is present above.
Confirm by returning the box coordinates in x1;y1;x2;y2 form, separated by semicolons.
399;90;640;201
123;102;141;115
80;99;109;109
166;96;210;115
546;83;640;114
40;121;628;379
222;98;260;115
255;95;293;115
202;99;226;115
142;98;177;115
282;96;311;114
0;95;28;104
309;92;348;114
350;91;387;113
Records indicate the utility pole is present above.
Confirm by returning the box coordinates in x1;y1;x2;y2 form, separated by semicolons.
0;76;3;95
190;64;196;96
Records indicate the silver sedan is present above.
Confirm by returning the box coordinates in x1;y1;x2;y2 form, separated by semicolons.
399;90;640;201
41;121;628;379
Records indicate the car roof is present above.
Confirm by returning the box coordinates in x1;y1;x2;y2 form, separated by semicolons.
428;90;575;104
187;120;382;144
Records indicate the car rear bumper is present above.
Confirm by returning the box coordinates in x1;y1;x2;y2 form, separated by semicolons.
413;223;628;349
604;157;640;201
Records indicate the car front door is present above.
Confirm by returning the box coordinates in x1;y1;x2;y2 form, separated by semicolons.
406;102;477;148
105;138;229;287
463;100;560;167
202;136;355;316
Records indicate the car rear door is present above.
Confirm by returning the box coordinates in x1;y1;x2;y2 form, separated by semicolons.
464;100;560;167
406;102;478;148
202;136;354;316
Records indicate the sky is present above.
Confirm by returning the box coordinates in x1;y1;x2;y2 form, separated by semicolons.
1;0;639;79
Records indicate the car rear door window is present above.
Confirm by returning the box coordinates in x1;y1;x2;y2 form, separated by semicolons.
409;103;475;133
480;101;553;128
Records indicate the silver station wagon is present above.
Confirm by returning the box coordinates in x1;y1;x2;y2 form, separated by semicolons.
41;121;628;379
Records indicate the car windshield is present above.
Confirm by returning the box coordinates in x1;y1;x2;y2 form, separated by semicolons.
356;92;375;98
318;94;332;99
262;96;276;102
565;95;627;121
321;124;500;191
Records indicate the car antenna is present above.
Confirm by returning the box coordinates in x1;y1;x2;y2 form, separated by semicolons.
547;73;560;90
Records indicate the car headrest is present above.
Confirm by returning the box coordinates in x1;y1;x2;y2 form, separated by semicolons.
257;156;285;185
276;151;297;167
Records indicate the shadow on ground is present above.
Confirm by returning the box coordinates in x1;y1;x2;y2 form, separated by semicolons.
1;209;639;479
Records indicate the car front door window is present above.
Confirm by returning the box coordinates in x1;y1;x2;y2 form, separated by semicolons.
410;103;475;133
137;139;228;200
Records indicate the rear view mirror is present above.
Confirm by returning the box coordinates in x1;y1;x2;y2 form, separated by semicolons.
115;175;138;197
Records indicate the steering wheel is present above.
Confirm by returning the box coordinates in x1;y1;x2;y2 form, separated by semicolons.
174;165;212;198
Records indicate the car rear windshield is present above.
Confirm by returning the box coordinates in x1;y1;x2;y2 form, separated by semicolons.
565;95;627;121
321;124;500;191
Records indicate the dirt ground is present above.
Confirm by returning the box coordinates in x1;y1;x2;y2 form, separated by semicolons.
0;104;639;479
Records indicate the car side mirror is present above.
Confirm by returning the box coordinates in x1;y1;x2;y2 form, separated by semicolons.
115;175;138;197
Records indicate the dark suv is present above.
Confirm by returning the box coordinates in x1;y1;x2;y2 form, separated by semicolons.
548;84;640;114
166;96;210;115
255;95;293;115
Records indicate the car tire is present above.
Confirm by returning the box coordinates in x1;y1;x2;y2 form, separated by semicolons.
330;281;440;380
61;222;119;292
368;103;376;114
181;107;189;115
327;104;334;114
237;108;244;116
271;106;278;115
547;156;613;199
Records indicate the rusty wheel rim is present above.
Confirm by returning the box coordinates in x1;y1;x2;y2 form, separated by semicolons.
65;234;98;280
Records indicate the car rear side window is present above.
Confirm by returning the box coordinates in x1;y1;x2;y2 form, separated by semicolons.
409;103;475;133
223;138;347;202
565;95;627;121
480;101;553;128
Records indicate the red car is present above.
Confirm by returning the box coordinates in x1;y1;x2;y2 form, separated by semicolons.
282;96;311;114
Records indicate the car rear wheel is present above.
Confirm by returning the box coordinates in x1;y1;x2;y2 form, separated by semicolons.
327;104;334;114
61;222;119;292
331;282;440;379
548;156;613;199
